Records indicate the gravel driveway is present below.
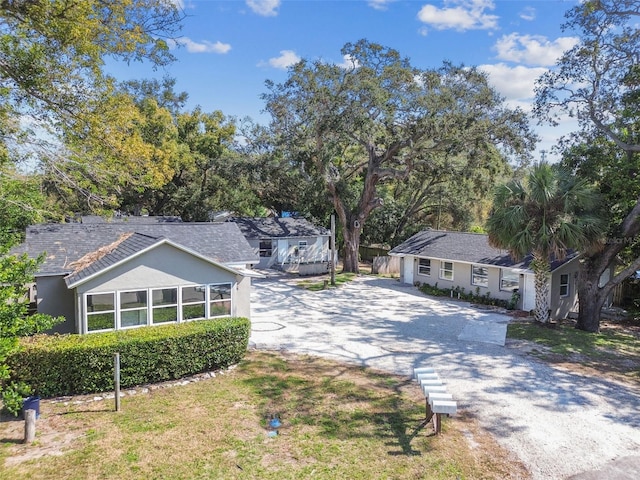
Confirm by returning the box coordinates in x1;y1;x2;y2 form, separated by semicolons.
249;274;640;480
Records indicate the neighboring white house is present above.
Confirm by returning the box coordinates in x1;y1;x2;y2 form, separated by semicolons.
13;221;260;334
389;229;581;320
229;217;331;275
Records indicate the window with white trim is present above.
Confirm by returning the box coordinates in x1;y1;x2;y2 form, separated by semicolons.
471;265;489;287
86;292;115;332
418;258;431;276
209;284;231;317
559;274;570;297
120;290;148;328
500;270;519;291
152;288;178;324
182;285;206;320
439;261;454;281
84;282;233;333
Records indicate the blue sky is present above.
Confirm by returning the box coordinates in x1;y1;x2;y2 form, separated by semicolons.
106;0;582;160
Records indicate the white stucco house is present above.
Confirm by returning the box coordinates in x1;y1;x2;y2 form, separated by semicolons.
14;221;260;334
389;229;581;320
228;217;331;275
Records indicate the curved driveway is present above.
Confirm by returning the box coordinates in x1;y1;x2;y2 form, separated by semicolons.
249;274;640;480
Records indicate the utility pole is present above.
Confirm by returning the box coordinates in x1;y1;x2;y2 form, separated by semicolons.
330;214;336;286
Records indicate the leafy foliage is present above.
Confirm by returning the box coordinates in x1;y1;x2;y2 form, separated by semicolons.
263;40;535;271
7;318;250;398
486;162;604;323
0;244;62;414
535;0;640;331
417;282;519;310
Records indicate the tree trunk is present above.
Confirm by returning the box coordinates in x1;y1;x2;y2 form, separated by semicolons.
576;279;608;333
575;257;614;333
342;224;362;273
532;257;551;323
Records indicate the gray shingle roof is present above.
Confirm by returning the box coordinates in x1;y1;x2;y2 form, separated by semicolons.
228;217;329;239
80;215;183;224
390;230;529;268
14;222;258;276
389;230;577;271
64;232;162;286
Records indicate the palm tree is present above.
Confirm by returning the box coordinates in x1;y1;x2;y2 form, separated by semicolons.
486;161;604;323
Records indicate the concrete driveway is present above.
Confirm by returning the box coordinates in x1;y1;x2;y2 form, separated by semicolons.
249;274;640;480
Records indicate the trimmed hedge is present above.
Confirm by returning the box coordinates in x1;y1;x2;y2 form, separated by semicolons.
7;317;250;398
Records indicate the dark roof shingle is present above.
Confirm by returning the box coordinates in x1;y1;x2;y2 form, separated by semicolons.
14;222;258;276
390;230;577;271
229;217;329;239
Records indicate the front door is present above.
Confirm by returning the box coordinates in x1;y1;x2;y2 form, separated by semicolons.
403;256;414;285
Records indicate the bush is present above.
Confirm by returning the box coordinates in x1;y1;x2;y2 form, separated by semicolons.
6;318;250;398
417;282;512;309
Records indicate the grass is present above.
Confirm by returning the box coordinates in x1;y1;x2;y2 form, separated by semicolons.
297;272;359;291
0;351;528;480
507;318;640;384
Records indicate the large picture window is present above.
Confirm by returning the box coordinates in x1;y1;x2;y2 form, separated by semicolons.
439;261;454;281
472;266;489;287
418;258;431;276
86;292;115;332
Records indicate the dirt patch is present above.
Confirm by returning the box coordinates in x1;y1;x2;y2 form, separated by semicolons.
1;412;86;466
506;317;640;388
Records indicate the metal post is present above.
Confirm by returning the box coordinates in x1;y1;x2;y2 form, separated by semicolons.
114;352;121;412
330;214;336;286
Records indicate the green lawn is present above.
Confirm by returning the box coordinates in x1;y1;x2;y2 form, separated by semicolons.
0;351;528;480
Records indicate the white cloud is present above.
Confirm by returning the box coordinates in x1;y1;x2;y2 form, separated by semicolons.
337;54;360;69
170;37;231;54
519;6;536;21
246;0;280;17
480;62;579;161
368;0;395;10
264;50;301;70
478;63;547;105
417;0;499;32
494;33;579;67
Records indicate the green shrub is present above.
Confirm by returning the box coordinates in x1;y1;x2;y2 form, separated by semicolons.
417;282;512;309
6;318;250;398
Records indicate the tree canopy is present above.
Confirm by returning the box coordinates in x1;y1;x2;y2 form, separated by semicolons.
535;0;640;331
263;39;536;272
486;162;604;323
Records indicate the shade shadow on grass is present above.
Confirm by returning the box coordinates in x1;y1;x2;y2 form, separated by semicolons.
239;353;429;457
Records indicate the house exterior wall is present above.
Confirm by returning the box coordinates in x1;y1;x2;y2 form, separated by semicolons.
550;260;580;320
36;275;76;334
277;236;329;265
36;244;251;334
77;244;239;293
235;274;252;318
402;255;519;304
